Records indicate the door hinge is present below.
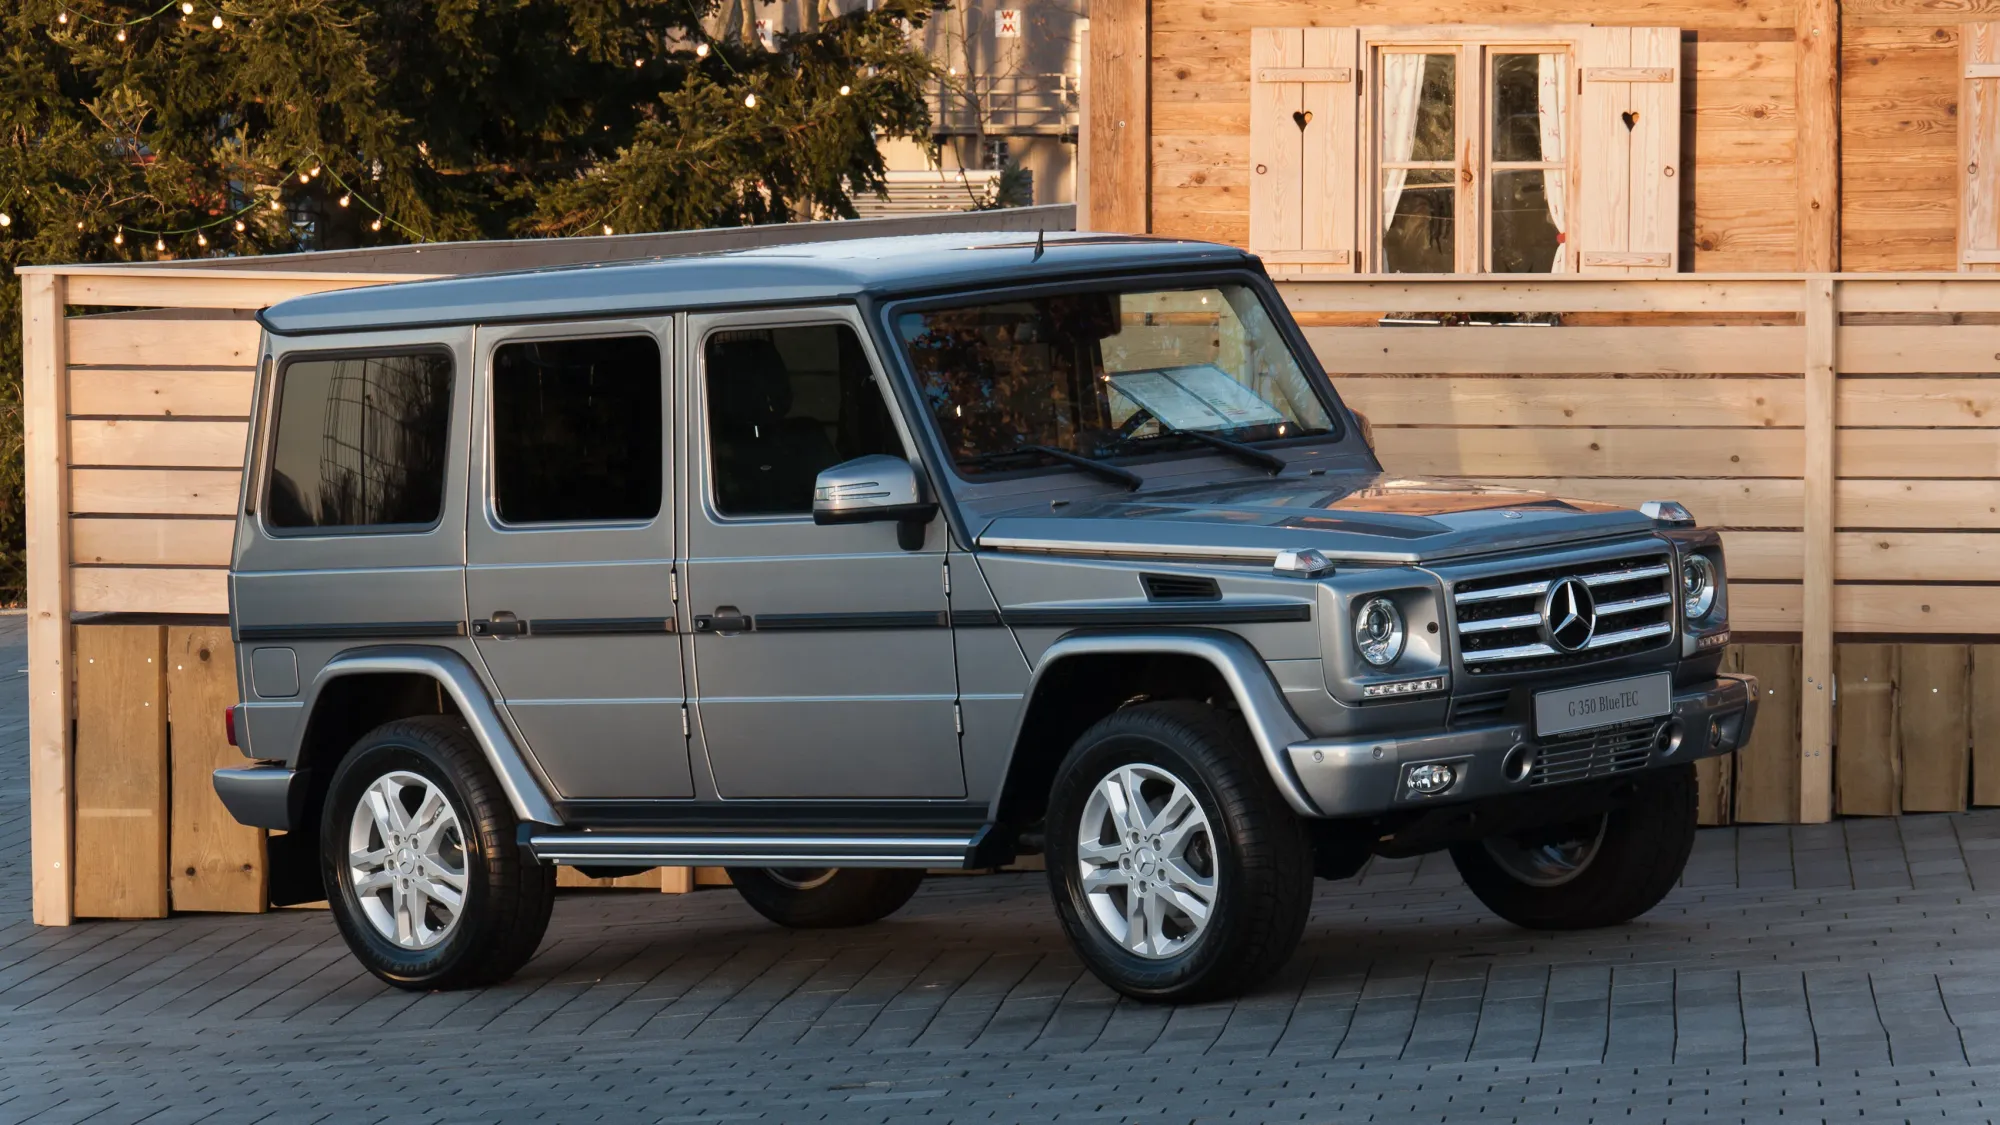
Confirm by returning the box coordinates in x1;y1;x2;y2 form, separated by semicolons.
680;705;691;738
669;569;679;604
954;703;963;735
942;562;952;596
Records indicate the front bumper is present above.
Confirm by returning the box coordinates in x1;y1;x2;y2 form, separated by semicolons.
1285;673;1756;817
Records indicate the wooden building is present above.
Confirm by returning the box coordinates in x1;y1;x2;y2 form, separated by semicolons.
1081;0;2000;273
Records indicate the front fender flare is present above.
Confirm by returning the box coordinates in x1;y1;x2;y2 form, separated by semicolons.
298;645;561;826
1007;630;1322;817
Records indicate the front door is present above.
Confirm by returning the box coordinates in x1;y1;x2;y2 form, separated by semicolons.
682;309;963;799
464;320;692;799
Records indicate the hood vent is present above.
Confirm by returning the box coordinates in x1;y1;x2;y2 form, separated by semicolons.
1141;573;1222;602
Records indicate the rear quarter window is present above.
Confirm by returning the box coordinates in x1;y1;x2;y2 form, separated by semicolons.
265;351;454;531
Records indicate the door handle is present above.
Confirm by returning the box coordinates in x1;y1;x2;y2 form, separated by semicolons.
694;607;753;634
471;613;527;638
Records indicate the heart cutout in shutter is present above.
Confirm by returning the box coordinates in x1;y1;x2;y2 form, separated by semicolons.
1622;111;1638;130
1292;110;1312;131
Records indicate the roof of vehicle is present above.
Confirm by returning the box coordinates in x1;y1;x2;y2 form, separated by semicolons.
258;232;1259;336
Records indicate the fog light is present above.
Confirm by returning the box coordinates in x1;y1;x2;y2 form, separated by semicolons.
1406;762;1457;796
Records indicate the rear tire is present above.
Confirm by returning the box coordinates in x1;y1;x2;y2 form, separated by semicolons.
726;867;925;928
1449;763;1698;930
321;716;555;990
1045;701;1313;1003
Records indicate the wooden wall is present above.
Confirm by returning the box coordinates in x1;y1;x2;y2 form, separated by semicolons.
1133;0;1978;271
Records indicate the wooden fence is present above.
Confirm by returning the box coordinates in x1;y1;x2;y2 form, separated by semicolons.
1293;273;2000;825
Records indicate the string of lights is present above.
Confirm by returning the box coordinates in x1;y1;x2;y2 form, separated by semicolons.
56;1;228;34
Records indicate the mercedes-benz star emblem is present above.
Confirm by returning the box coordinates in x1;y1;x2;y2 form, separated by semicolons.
1542;577;1597;653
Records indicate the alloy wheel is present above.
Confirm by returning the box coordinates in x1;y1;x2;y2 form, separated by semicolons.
1075;763;1219;959
347;770;470;950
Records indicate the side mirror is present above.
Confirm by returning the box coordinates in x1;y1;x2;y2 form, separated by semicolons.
812;455;938;550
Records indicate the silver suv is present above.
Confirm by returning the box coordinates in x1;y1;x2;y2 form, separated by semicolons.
213;234;1756;1001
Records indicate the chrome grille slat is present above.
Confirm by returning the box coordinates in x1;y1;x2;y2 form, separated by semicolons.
1450;551;1676;675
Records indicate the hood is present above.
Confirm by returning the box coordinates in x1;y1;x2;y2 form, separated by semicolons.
973;474;1659;565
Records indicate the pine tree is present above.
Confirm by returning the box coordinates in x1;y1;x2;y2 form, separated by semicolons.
0;0;943;596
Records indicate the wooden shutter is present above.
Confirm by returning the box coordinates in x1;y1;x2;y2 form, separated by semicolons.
1250;28;1361;275
1575;26;1682;273
1962;23;2000;269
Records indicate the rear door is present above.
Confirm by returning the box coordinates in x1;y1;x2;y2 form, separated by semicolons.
463;319;692;799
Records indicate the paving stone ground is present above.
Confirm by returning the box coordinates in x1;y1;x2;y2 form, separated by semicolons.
3;612;2000;1121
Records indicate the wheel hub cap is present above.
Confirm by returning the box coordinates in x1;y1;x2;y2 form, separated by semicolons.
347;771;469;950
1076;763;1219;960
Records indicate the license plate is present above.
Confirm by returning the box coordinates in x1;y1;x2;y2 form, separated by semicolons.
1534;672;1672;738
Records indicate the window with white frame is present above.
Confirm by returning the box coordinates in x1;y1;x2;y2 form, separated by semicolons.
1250;25;1679;277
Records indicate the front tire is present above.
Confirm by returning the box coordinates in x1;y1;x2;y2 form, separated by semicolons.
726;867;925;928
321;716;555;990
1449;762;1698;930
1045;701;1313;1003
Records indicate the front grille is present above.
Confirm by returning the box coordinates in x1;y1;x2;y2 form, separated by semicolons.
1529;719;1658;787
1452;552;1675;675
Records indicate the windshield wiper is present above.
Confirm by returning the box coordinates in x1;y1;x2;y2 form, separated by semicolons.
965;445;1143;490
1162;427;1287;475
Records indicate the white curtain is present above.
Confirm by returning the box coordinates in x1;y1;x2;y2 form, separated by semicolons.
1538;52;1569;273
1379;53;1428;232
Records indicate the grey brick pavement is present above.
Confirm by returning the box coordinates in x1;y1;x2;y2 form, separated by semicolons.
5;612;2000;1121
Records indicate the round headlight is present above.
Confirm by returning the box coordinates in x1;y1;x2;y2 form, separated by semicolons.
1681;553;1718;620
1355;597;1406;667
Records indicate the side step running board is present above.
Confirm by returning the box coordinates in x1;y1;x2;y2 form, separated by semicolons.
524;829;988;869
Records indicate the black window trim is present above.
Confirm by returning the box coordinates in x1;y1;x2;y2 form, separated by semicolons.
873;266;1358;490
694;309;917;525
259;343;459;539
481;327;669;533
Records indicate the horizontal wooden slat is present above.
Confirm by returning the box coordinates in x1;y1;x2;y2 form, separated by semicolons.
71;469;242;517
1373;427;1802;477
66;318;260;368
1839;326;2000;373
61;270;417;311
69;420;249;469
1838;378;2000;426
1578;251;1675;269
1726;531;2000;581
1340;377;1803;427
1255;66;1351;82
72;567;228;616
1838;278;2000;313
69;369;254;419
1281;279;1807;314
1838;429;2000;477
1307;326;1804;374
1583;66;1677;82
1836;480;2000;528
71;519;235;567
1729;582;1803;631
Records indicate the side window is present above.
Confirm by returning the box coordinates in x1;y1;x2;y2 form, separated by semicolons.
491;336;662;524
266;351;453;531
704;323;902;517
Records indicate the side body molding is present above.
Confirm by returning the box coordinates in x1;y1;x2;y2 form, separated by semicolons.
300;645;562;826
1006;630;1321;817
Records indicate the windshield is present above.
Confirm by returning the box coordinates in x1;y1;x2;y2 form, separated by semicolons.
895;283;1337;479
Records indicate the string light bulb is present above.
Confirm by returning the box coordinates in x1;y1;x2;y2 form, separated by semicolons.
299;171;311;184
635;57;645;68
113;231;123;245
744;93;757;107
115;28;126;41
695;42;709;57
337;194;350;208
57;11;68;24
180;2;193;11
269;199;282;211
839;84;851;95
370;218;381;231
154;238;165;251
234;220;245;232
602;223;614;235
0;213;10;228
211;14;223;28
197;232;208;247
77;221;85;230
